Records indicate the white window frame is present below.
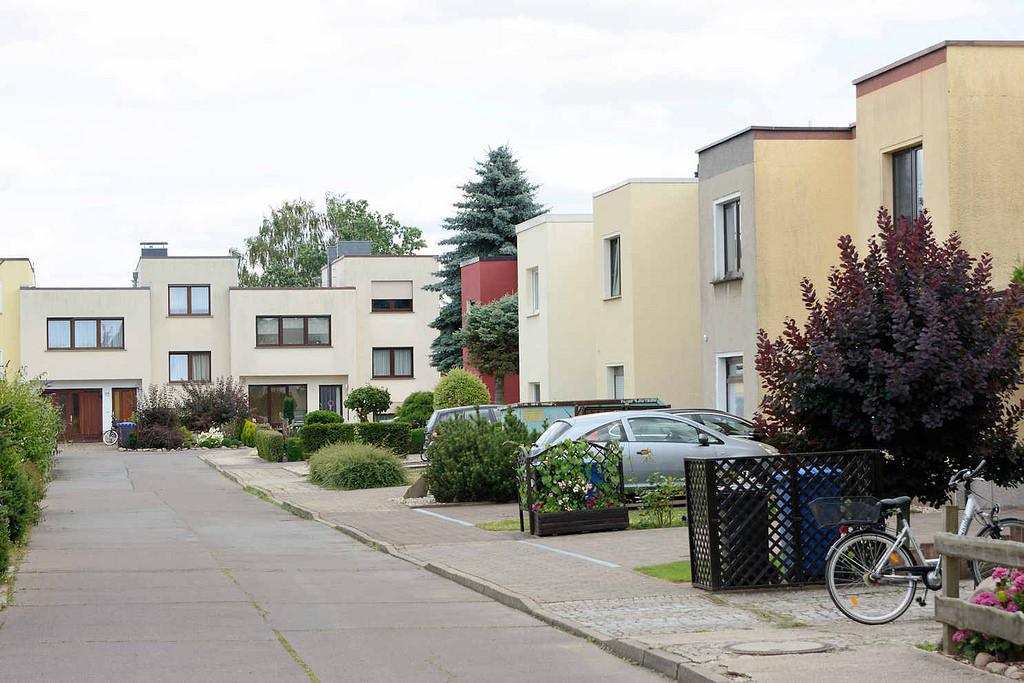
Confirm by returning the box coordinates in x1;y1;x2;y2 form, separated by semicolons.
603;233;622;299
528;382;541;402
713;193;742;280
606;364;625;399
715;352;744;415
528;267;540;315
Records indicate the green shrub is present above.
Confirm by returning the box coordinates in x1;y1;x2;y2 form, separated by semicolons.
180;425;194;447
355;422;411;454
0;370;63;471
0;453;44;544
424;415;521;503
304;410;343;425
179;376;249;432
410;428;425;453
254;429;285;462
283;396;296;423
345;385;392;422
0;506;10;580
298;423;356;453
240;420;257;447
433;369;490;409
395;391;434;426
308;443;407;490
126;431;138;449
285;437;304;462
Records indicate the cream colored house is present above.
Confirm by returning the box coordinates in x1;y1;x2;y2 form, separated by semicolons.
517;179;702;409
0;258;35;376
19;243;440;439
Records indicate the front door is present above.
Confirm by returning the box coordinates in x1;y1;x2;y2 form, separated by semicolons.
47;389;103;441
113;388;138;422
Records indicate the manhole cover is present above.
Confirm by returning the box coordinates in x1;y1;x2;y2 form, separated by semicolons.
725;640;836;656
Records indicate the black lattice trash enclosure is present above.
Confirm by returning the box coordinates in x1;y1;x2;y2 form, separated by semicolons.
684;450;881;590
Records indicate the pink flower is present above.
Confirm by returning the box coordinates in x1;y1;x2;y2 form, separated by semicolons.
973;592;1002;607
953;630;970;643
1007;602;1020;613
1014;574;1024;592
993;567;1010;581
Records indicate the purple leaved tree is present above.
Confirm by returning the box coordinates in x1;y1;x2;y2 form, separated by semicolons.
755;208;1024;505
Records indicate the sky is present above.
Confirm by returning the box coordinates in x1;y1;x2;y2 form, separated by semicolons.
3;0;1024;287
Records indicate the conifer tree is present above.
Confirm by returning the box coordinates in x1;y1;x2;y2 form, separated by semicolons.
427;146;545;371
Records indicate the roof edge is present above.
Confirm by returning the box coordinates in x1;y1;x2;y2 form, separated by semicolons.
592;177;697;198
515;213;593;234
697;126;853;154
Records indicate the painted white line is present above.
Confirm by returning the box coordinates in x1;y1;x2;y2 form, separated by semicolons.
517;541;620;568
413;508;475;527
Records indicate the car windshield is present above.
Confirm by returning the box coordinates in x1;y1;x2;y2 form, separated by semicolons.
536;421;572;446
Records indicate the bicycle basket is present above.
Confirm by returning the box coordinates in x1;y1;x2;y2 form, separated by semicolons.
808;496;881;528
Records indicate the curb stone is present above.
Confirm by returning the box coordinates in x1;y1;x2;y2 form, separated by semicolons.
197;453;727;682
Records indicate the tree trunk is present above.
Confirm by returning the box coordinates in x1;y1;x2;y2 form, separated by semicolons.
494;375;505;404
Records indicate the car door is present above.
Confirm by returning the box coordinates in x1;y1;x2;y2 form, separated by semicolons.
623;416;716;486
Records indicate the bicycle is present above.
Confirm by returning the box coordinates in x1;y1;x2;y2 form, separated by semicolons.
810;460;1024;625
102;422;119;446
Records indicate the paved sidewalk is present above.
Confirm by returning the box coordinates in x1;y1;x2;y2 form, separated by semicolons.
203;450;996;682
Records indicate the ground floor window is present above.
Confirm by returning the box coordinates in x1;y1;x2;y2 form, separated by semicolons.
528;382;541;402
319;385;343;415
607;365;625;399
249;385;307;426
719;355;745;416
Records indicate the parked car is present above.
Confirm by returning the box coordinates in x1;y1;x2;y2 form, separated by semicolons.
422;404;505;455
660;408;760;440
530;410;778;491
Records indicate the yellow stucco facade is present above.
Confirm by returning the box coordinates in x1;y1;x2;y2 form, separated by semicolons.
0;258;35;375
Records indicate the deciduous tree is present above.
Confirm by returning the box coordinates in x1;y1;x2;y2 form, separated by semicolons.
460;294;518;404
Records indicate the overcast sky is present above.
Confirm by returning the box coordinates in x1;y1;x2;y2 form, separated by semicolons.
3;1;1023;287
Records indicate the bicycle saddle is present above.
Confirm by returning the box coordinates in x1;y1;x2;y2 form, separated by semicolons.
878;496;912;509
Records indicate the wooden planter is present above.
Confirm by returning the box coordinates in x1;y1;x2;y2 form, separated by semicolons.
529;506;629;537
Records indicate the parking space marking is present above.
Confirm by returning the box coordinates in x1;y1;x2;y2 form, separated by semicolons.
414;508;476;526
518;541;621;568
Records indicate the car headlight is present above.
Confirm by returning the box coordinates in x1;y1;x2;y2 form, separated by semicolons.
760;442;780;455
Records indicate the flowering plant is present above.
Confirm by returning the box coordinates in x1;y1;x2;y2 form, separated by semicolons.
522;439;623;513
954;566;1024;661
196;426;225;448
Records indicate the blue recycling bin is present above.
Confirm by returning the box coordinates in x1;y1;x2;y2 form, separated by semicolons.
772;466;841;580
115;421;137;445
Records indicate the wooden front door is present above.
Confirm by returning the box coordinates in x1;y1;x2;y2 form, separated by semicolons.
113;388;138;422
47;390;103;441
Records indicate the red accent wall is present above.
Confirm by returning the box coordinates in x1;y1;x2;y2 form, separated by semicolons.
460;258;520;404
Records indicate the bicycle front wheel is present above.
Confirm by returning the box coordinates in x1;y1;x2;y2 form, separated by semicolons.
971;518;1024;584
102;429;118;446
825;531;917;625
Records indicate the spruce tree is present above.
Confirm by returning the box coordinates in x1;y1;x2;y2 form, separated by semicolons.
427;146;545;371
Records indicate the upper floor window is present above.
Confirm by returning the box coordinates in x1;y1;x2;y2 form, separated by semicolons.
47;318;124;350
372;347;413;378
604;235;621;299
256;316;331;347
169;285;210;316
528;267;540;314
717;198;741;279
893;145;923;220
169;351;211;383
371;280;413;313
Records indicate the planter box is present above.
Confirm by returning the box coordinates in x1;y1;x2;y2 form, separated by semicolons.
529;506;629;537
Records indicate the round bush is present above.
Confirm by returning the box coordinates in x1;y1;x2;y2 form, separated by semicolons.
424;416;517;503
304;410;343;425
308;443;407;490
394;391;434;426
433;369;490;410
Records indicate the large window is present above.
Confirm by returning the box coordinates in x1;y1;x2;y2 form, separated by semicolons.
893;145;923;220
719;198;741;278
371;280;413;313
372;347;413;378
169;352;211;383
249;385;307;425
168;285;210;316
256;316;331;346
604;235;621;299
47;318;124;350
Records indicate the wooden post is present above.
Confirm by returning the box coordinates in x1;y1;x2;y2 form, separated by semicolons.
942;504;961;654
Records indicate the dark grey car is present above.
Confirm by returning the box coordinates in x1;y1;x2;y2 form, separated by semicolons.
422;404;504;457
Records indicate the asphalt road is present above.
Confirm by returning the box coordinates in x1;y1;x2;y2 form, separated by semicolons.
0;446;661;682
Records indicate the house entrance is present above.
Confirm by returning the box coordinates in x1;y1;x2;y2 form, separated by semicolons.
46;389;102;441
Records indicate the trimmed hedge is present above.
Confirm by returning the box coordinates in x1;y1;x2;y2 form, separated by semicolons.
298;423;356;454
308;443;407;490
355;422;411;454
284;437;304;462
304;410;343;425
410;428;425;454
254;429;285;462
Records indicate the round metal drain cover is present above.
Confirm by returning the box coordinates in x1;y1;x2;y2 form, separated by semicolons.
725;640;836;656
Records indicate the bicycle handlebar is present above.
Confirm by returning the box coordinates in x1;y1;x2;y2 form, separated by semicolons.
949;460;986;487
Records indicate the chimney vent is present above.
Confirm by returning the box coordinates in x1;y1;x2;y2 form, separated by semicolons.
140;241;168;258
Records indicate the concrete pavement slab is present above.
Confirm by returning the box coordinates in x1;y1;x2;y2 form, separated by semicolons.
259;598;548;631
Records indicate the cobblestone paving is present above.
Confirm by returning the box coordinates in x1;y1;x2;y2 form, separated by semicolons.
545;595;762;636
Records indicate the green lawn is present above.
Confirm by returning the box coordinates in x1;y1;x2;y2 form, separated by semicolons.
474;507;687;532
634;559;691;583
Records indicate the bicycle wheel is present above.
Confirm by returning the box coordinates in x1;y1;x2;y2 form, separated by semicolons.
102;428;118;446
825;531;917;624
971;518;1024;584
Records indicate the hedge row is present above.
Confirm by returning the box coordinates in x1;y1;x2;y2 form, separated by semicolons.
254;428;285;462
297;422;411;456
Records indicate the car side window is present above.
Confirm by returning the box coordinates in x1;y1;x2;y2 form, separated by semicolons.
585;420;625;443
698;413;752;437
628;417;701;444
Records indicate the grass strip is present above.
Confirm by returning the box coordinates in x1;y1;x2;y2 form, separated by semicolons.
634;559;692;583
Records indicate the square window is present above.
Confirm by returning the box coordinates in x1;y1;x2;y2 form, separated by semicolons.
372;347;413;378
48;320;71;348
74;319;97;348
169;285;211;316
100;320;124;348
256;317;279;346
307;317;330;345
169;352;211;383
282;317;305;345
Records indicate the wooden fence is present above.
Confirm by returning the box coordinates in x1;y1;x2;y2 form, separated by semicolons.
934;504;1024;654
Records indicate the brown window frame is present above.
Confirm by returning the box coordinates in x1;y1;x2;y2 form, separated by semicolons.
892;145;923;220
372;347;414;379
46;318;125;350
168;351;212;383
168;284;211;316
255;316;332;347
371;298;414;313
